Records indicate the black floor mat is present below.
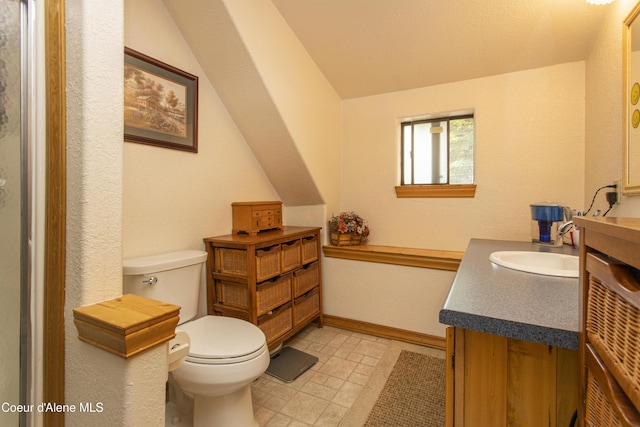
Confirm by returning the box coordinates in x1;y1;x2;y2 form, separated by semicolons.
266;347;318;383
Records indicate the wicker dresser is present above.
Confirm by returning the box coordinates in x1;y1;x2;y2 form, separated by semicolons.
574;217;640;426
203;226;323;350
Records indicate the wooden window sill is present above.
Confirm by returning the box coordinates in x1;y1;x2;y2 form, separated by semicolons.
323;244;464;271
395;184;476;198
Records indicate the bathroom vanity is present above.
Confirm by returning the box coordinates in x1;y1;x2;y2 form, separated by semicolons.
439;239;580;427
203;226;323;350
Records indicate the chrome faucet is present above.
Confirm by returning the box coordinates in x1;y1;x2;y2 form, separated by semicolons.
558;220;574;239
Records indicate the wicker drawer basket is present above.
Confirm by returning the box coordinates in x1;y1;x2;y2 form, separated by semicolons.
256;245;281;282
257;274;292;316
258;303;292;344
281;240;301;273
301;236;318;264
293;261;319;298
586;371;624;427
587;273;640;411
214;248;248;277
293;287;320;326
214;280;248;310
585;344;640;426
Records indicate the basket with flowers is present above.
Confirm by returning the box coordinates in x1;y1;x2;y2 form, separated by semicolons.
328;211;370;246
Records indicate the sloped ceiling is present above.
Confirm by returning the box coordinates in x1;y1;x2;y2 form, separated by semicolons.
163;0;610;206
272;0;609;99
163;0;324;206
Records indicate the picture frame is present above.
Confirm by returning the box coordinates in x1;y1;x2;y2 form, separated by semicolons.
124;47;198;152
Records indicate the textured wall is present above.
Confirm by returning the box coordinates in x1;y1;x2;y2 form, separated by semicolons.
65;1;167;425
334;62;586;337
123;0;281;259
342;62;586;251
586;0;640;217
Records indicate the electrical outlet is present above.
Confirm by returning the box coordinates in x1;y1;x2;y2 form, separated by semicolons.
615;179;622;204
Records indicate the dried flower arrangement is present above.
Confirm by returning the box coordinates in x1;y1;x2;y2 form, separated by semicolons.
328;211;370;246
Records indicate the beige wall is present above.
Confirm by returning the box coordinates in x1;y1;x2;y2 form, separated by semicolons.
219;0;343;215
65;0;169;425
328;62;586;338
61;0;640;425
342;62;586;251
586;0;640;217
123;0;281;259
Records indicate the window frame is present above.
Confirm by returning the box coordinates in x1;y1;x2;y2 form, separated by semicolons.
396;113;476;198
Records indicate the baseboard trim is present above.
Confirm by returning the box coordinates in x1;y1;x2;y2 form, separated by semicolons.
323;314;446;351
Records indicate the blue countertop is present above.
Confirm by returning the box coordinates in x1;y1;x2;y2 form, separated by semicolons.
439;239;579;350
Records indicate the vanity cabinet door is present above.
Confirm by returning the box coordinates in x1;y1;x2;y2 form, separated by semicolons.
446;327;578;427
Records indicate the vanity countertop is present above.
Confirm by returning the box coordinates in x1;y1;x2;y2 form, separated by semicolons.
439;238;579;350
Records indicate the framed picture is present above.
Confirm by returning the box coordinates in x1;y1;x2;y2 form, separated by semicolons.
124;47;198;152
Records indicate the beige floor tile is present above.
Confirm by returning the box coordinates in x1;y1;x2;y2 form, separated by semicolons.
347;371;369;386
332;381;363;408
248;325;445;427
255;406;276;427
300;381;339;401
311;371;330;385
327;333;350;348
264;412;294;427
319;345;338;356
280;392;330;425
318;356;358;380
314;403;349;427
307;342;325;353
354;363;375;376
323;376;345;390
333;342;356;358
261;380;299;401
263;395;289;412
345;352;364;363
352;340;388;358
360;355;379;367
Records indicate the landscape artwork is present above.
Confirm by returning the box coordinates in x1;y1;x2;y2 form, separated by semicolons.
124;48;198;152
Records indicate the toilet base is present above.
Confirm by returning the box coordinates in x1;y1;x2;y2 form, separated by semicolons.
193;384;257;427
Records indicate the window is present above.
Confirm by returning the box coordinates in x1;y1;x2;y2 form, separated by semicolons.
401;114;474;186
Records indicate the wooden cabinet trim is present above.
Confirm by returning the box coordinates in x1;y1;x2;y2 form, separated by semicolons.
72;294;180;358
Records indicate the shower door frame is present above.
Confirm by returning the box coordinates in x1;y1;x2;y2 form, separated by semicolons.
43;0;66;425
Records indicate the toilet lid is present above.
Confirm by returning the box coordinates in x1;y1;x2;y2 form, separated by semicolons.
178;316;266;364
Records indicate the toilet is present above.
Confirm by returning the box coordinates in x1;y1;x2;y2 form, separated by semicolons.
123;250;270;427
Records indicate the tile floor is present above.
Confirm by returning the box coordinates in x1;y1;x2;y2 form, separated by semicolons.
252;325;401;427
166;324;445;427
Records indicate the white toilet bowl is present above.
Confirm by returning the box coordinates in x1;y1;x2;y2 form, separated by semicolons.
170;316;270;427
122;251;269;427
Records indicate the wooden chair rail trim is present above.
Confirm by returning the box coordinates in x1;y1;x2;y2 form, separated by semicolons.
322;244;463;271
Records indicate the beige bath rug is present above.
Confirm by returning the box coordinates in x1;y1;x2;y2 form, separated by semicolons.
364;350;445;426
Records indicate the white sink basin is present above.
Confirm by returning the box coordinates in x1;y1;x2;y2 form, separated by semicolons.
489;251;579;278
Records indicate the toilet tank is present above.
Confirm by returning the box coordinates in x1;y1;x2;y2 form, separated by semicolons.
123;250;207;324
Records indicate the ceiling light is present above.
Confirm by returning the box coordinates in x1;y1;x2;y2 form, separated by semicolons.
586;0;614;4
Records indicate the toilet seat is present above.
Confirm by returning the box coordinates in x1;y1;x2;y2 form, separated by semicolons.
178;316;267;365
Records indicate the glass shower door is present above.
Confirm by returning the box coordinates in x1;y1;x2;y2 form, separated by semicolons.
0;0;28;425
